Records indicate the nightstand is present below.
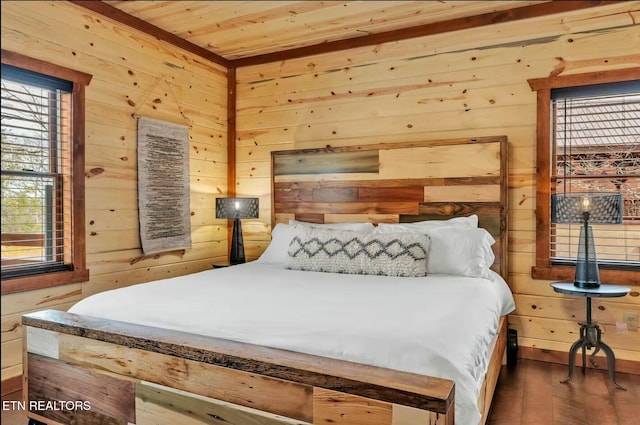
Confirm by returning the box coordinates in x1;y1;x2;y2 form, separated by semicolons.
550;282;630;390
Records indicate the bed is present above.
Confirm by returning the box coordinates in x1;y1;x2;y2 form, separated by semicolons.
22;136;512;425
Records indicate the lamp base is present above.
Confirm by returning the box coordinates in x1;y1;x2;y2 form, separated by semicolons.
573;224;600;290
229;218;246;265
573;281;600;289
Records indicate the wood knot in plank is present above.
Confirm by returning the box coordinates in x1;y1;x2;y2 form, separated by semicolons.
86;168;104;178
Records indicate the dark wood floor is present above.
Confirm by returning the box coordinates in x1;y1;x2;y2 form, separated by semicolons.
488;359;640;425
2;359;639;425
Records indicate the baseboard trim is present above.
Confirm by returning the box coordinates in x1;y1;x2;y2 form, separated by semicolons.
1;375;22;396
519;346;640;375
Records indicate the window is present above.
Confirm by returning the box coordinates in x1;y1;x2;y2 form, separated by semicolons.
529;68;640;284
2;66;72;276
1;51;92;294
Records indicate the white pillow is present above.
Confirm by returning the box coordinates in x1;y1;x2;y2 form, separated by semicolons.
375;224;495;278
257;221;375;265
426;227;495;278
286;226;430;277
289;219;375;232
374;215;478;232
255;223;295;265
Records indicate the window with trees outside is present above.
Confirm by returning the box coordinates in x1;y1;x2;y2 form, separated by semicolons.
529;69;640;285
1;51;91;294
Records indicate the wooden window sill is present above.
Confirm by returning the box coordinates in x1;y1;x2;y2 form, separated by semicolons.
1;269;89;295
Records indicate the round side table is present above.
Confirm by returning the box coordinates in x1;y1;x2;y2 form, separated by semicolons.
550;282;630;390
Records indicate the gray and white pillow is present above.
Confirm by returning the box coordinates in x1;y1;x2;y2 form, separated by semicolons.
286;226;430;277
375;224;495;278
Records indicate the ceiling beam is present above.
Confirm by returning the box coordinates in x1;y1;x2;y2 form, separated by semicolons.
69;0;232;68
233;0;623;67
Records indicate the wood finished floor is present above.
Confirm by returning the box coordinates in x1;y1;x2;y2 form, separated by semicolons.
2;359;639;425
487;359;640;425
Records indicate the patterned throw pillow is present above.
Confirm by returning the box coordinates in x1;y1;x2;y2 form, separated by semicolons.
286;226;430;277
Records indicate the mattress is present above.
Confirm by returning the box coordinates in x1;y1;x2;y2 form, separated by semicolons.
69;262;515;425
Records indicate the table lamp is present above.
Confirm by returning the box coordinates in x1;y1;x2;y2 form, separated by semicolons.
551;192;623;288
215;197;259;264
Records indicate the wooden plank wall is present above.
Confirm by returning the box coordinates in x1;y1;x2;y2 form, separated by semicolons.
1;1;229;385
234;2;640;369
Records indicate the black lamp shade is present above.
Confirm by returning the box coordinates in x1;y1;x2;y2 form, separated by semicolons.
216;197;259;219
216;197;259;265
551;192;623;289
551;192;623;224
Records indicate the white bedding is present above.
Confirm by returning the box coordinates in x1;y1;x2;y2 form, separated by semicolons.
69;262;515;425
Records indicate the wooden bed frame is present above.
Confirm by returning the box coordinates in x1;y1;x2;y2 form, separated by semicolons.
23;136;508;425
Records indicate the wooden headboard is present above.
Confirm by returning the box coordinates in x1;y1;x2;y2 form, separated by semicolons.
271;136;508;279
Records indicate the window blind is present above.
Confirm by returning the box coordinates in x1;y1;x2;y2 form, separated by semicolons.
551;85;640;267
1;67;72;276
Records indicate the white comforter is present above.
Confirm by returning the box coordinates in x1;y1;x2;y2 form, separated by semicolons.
69;262;515;425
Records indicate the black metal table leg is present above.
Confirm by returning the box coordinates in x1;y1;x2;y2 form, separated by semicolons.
582;296;592;374
581;342;587;374
598;340;627;390
560;320;626;390
561;334;585;383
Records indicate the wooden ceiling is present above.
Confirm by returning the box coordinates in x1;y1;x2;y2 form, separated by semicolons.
74;1;618;67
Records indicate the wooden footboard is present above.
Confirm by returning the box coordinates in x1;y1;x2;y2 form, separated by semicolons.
23;309;456;425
